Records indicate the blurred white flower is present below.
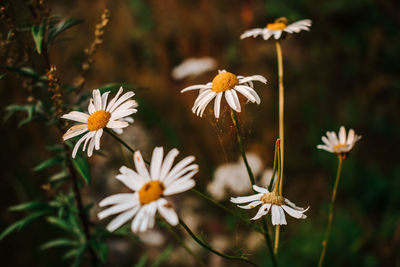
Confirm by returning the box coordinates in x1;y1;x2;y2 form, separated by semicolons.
171;57;217;80
98;147;198;233
207;153;271;200
62;87;138;158
231;185;308;225
181;70;266;118
240;17;312;40
138;230;166;246
317;126;361;157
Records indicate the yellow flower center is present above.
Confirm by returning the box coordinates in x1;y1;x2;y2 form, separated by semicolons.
87;110;111;131
138;181;165;205
260;192;285;206
211;72;239;93
266;17;288;30
333;143;347;152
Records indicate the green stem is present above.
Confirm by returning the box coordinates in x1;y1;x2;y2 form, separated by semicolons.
164;223;207;267
191;189;263;234
105;129;150;164
179;218;258;267
318;156;344;267
262;218;278;267
268;140;280;191
230;109;255;186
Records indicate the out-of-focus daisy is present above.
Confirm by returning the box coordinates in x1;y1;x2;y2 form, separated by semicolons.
317;126;361;157
98;147;198;233
240;17;312;40
231;185;308;225
61;87;137;158
181;70;266;118
171;57;217;80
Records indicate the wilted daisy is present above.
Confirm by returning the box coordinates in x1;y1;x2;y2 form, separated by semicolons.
62;87;137;158
317;126;362;157
240;17;312;40
98;147;198;233
171;57;217;80
231;185;308;225
181;70;267;118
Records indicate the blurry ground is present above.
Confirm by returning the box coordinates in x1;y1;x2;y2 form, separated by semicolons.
1;0;399;266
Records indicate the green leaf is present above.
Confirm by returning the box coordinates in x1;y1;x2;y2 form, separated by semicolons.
133;254;148;267
49;171;69;183
41;238;78;250
33;157;64;171
31;22;46;54
47;216;72;232
48;18;82;44
0;66;39;78
150;245;173;267
62;244;86;260
71;155;91;185
9;201;49;212
0;73;5;80
91;239;108;263
0;210;49;240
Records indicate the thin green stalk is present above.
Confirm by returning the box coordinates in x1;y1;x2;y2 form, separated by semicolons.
179;218;258;267
105;129;150;164
274;40;285;255
262;218;278;267
230;109;255;186
191;189;263;234
268;139;280;191
164;223;207;267
318;156;344;267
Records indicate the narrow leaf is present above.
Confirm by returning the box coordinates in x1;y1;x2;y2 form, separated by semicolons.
41;238;78;250
0;210;49;240
9;201;49;212
33;157;63;171
31;22;46;54
150;245;173;267
133;254;148;267
71;155;91;185
48;18;82;44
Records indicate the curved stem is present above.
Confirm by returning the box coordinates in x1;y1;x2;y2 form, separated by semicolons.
262;218;278;267
230;109;255;186
191;189;263;234
318;156;344;267
105;129;150;164
179;218;258;267
274;40;285;255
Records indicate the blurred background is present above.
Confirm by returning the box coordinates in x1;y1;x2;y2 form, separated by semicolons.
1;0;399;266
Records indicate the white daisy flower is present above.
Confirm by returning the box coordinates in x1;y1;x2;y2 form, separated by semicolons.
171;57;217;80
317;126;362;157
181;70;267;118
61;87;138;158
231;185;308;225
240;17;312;40
98;147;198;233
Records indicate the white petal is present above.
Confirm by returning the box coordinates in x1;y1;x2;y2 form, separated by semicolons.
106;207;139;232
88;99;96;114
164;164;198;186
238;200;263;209
282;205;307;219
134;151;151;182
240;28;263;39
106;120;129;129
108;91;135;113
347;129;355;145
278;206;287;225
181;84;210;93
110;109;137;120
106;87;123;112
230;193;263;204
94;128;103;150
251;203;271;220
63;124;88;141
240;86;261;104
262;30;274;40
234;85;256;103
165;169;198;188
157;199;178;225
99;193;137;207
111;100;138;116
339;126;346;144
273;31;282;39
163;156;195;183
253;185;269;193
224;90;239;111
239;75;267;84
61;111;89;123
82;131;95;151
271;205;281;225
101;91;110;110
98;201;137;220
150;147;163;181
214;93;223;118
163;179;195;196
159;149;179;182
93;89;102;111
72;132;91;158
230;90;241;112
131;207;146;233
87;137;95;157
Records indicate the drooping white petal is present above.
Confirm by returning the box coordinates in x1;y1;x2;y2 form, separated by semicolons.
181;84;210;93
106;120;129;129
230;90;242;112
63;124;88;140
157;198;178;225
253;185;269;194
213;92;223;118
251;203;271;220
72;132;91;158
230;193;263;204
225;90;239;112
234;85;257;103
99;193;137;207
240;28;264;39
106;207;139;232
238;200;263;209
98;201;137;220
271;205;281;225
281;205;307;219
94;128;103;150
239;75;267;84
